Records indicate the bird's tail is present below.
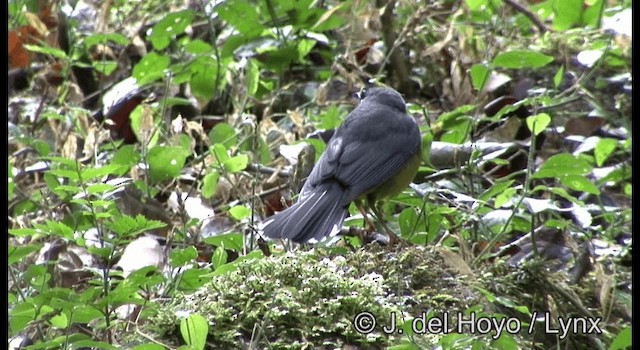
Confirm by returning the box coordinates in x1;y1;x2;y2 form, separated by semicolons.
260;182;346;243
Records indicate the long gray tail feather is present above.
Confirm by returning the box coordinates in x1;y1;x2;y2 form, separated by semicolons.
261;182;346;243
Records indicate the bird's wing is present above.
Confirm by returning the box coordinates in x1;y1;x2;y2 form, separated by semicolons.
303;105;420;203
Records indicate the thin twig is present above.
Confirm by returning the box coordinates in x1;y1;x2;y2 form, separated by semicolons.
503;0;550;33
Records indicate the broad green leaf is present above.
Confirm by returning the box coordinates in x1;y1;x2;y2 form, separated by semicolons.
189;56;220;102
24;44;67;59
246;59;260;97
209;123;237;149
178;268;210;291
526;113;551;136
479;180;515;202
609;326;632;350
212;246;228;270
149;10;195;50
147;146;190;182
492;50;554;69
112;145;141;172
216;0;265;38
9;227;38;237
202;171;220;199
130;104;160;147
170;246;198;267
211;143;230;164
532;154;592;179
229;205;251;221
93;61;118;76
494;187;517;208
561;175;600;195
131;344;166;350
297;39;316;61
204;233;244;252
9;244;43;265
86;183;115;195
184;39;213;54
469;63;490;91
9;302;36;334
224;154;249;173
553;65;565;88
552;0;583;30
133;52;170;85
398;207;418;237
84;33;130;47
594;138;617;167
106;214;167;238
48;169;80;181
180;313;208;350
82;164;125;180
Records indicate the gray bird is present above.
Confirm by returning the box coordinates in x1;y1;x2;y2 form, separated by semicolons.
261;87;422;243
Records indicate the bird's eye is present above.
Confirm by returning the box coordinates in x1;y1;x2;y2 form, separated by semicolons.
355;88;367;100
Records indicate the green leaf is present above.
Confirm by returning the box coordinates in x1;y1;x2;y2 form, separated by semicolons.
224;154;249;173
178;268;210;291
216;0;266;38
180;313;208;350
131;344;166;350
149;10;195;50
84;33;130;47
9;227;38;237
469;63;490;91
479;180;515;202
561;175;600;195
86;183;115;195
229;205;251;221
189;56;220;102
532;154;592;179
246;59;260;97
48;169;80;181
23;44;67;59
170;246;198;267
552;0;583;30
313;105;342;130
609;326;631;350
9;244;43;265
184;39;213;54
494;188;517;208
211;143;230;165
38;221;74;239
130;104;161;148
133;52;170;85
212;246;228;270
147;146;190;183
492;50;554;69
398;207;418;238
553;65;565;88
582;0;605;28
594;138;617;167
105;214;167;238
82;164;125;180
112;145;141;171
204;233;244;252
93;61;118;76
9;302;36;334
209;123;237;149
526;113;551;136
202;171;220;199
297;39;316;61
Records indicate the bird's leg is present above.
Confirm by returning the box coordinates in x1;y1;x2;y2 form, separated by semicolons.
369;200;400;245
355;199;377;231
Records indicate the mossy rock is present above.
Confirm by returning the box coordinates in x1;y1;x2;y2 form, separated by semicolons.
135;243;620;349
